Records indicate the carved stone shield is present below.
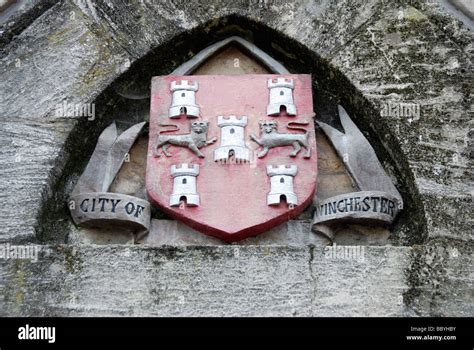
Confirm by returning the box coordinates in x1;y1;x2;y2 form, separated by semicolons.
146;74;317;242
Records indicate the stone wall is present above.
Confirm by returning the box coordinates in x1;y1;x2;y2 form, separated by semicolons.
0;0;472;316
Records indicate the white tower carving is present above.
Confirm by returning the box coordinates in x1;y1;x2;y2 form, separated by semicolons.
214;115;250;162
267;77;296;116
169;164;200;207
266;165;298;205
169;80;200;118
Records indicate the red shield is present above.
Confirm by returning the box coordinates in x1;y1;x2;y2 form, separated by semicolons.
146;74;317;242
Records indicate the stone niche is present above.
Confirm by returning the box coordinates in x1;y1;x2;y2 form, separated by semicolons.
1;0;472;317
63;39;413;247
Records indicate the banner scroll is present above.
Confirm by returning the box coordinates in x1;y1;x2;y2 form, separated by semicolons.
69;122;151;231
313;106;403;241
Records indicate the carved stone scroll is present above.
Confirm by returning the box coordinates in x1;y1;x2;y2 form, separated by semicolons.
312;106;403;241
69;192;150;230
69;122;151;231
313;191;401;226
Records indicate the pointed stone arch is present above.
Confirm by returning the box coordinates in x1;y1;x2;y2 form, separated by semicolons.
39;26;420;246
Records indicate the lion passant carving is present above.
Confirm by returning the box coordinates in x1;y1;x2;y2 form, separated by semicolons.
250;120;312;158
153;121;217;158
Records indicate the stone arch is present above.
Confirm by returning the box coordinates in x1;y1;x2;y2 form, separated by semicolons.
34;14;425;246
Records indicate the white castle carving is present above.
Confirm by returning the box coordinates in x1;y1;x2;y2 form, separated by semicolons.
267;77;296;116
169;80;200;118
266;165;298;205
169;164;200;207
214;115;250;162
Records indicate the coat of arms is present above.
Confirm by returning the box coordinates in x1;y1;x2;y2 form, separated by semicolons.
146;74;317;241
